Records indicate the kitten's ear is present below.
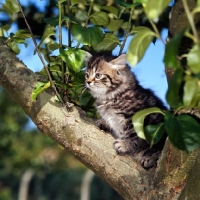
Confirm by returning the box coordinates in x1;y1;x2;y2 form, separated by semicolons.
111;54;126;66
84;52;93;67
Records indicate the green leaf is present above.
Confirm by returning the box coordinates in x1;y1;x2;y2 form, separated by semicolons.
106;19;124;31
183;78;200;107
164;113;200;152
44;17;59;27
115;0;141;8
90;11;109;26
166;68;183;108
143;0;171;19
6;40;20;54
38;25;56;48
101;6;119;18
92;33;119;52
71;0;87;7
127;27;155;66
79;89;95;108
187;45;200;74
164;29;186;68
32;82;51;101
60;48;86;72
0;24;11;33
132;107;164;140
14;30;32;39
2;0;19;16
144;123;165;147
71;25;104;46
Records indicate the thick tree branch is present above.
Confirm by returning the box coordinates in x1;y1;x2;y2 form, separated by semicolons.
0;39;200;199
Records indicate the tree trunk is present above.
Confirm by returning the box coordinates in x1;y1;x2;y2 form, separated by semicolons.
1;1;200;195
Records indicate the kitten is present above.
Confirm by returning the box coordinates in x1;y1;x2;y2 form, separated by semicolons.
85;53;167;169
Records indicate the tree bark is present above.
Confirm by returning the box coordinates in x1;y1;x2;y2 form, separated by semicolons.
0;32;200;200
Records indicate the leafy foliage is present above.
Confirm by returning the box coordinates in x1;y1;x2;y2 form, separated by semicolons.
1;0;200;153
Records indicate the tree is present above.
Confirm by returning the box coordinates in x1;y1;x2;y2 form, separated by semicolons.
1;0;200;199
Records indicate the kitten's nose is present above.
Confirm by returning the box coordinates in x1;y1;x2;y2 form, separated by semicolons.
87;81;91;85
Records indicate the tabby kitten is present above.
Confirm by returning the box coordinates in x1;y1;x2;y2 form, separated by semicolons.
85;54;167;169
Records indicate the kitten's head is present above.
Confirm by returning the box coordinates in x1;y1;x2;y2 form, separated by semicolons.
85;53;134;98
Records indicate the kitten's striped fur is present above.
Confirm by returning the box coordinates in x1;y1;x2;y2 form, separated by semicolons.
85;54;167;169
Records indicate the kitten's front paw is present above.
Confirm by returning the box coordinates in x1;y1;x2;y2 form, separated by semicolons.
113;139;133;154
140;151;161;169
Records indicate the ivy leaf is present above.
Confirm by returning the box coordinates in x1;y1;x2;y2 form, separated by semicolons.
164;29;186;68
132;107;164;140
187;45;200;74
166;68;183;108
127;27;155;67
92;33;119;52
60;48;86;72
143;0;171;19
164;112;200;152
71;25;104;46
2;0;20;16
144;123;165;147
32;82;51;101
90;11;109;26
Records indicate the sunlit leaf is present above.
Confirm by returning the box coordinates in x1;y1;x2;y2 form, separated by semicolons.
143;0;171;19
165;112;200;152
38;25;56;48
101;6;119;17
183;78;200;107
60;48;86;72
187;45;200;74
106;19;124;31
32;82;51;101
92;33;119;52
71;25;104;46
132;107;164;140
2;0;19;16
6;40;20;54
90;11;109;26
14;30;32;39
127;27;155;66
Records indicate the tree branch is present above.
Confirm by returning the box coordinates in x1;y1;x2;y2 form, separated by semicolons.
0;38;200;199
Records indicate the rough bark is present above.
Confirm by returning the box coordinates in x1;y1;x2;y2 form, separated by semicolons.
0;38;200;199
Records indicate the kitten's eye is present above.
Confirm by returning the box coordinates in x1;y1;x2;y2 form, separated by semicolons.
85;72;89;79
95;73;102;79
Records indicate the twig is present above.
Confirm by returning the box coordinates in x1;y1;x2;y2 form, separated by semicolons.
119;8;133;55
16;0;66;106
149;19;166;45
67;0;72;47
182;0;199;44
58;1;65;84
